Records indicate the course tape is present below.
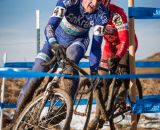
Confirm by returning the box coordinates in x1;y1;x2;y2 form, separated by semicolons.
1;95;160;114
136;61;160;68
132;95;160;114
0;103;16;109
129;7;160;19
4;62;33;68
0;68;160;79
0;99;96;109
4;61;160;68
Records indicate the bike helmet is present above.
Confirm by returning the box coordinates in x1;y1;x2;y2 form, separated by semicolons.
102;0;111;6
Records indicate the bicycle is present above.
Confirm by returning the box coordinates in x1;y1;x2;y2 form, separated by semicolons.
76;57;143;130
12;56;91;130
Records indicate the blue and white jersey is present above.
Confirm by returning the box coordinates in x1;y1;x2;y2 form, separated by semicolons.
45;0;109;72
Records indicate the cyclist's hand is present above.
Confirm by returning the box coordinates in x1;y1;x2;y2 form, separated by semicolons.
50;43;66;61
108;55;120;73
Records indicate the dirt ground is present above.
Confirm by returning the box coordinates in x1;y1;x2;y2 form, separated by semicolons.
0;52;160;129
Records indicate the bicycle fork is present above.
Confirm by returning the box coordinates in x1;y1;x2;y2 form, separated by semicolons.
35;68;63;123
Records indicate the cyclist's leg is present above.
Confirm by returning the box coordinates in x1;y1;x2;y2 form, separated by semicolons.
16;42;53;115
87;71;109;130
118;51;130;99
62;38;89;99
44;38;88;128
119;51;129;73
87;45;112;129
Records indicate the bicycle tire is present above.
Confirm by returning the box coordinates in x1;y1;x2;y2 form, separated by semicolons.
106;78;143;129
12;88;73;130
73;78;93;130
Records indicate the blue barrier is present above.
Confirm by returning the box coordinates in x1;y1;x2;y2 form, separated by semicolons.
0;103;16;109
0;68;160;79
3;62;89;68
0;99;97;109
129;7;160;19
1;95;160;114
132;95;160;114
4;61;160;68
135;61;160;68
4;62;33;68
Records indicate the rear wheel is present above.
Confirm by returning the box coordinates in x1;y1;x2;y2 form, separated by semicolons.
12;88;73;130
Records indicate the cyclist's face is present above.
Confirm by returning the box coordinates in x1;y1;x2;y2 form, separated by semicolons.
82;0;101;13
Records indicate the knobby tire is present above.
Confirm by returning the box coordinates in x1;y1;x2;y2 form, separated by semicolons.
12;88;73;130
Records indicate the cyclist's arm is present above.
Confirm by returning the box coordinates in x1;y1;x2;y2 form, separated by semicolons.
45;0;68;45
89;5;109;73
102;41;115;59
112;8;129;58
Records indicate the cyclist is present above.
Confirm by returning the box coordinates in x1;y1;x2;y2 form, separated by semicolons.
15;0;109;118
87;0;138;129
101;3;138;73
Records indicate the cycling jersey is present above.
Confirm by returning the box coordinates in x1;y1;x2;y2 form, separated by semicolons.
45;0;109;72
102;4;138;66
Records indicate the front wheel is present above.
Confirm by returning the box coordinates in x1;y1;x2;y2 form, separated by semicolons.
72;78;93;130
12;88;73;130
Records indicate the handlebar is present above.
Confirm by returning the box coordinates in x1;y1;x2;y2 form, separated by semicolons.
40;55;128;95
40;56;89;76
100;58;128;74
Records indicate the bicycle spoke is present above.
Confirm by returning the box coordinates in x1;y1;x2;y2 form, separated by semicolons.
19;121;35;129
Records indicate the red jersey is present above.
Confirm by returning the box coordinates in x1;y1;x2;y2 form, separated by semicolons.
102;4;138;66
